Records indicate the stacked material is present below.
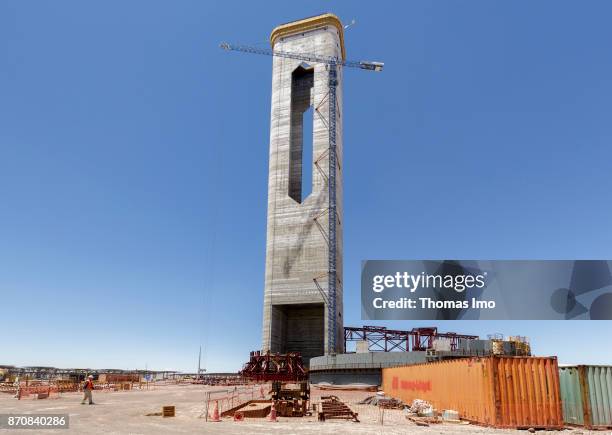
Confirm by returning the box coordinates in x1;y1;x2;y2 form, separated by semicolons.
408;399;433;415
404;399;438;426
318;395;360;422
162;406;175;418
383;356;563;429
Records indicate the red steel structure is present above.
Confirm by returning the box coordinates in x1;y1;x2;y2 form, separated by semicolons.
344;326;478;352
240;351;307;382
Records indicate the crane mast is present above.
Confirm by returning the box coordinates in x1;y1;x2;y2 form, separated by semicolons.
221;40;383;354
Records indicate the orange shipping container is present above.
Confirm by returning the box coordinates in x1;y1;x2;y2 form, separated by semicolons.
382;356;563;429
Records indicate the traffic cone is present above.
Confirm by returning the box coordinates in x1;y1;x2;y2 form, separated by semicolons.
210;401;221;422
267;402;277;422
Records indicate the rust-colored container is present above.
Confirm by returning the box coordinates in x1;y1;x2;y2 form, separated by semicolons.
382;356;563;429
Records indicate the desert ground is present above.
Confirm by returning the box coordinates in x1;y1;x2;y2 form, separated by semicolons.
0;384;593;434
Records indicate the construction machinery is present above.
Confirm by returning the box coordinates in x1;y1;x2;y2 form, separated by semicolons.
271;380;310;417
239;351;307;382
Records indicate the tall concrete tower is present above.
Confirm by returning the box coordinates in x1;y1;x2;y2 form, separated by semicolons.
262;14;344;362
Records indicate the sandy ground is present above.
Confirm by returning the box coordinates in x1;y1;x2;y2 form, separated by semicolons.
0;384;594;434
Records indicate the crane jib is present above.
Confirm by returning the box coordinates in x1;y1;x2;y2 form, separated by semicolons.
220;42;383;72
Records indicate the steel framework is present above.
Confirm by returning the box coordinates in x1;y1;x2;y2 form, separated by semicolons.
239;351;307;382
344;326;478;352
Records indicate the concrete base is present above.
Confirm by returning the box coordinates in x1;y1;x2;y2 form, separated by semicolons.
309;352;429;387
309;350;486;386
310;369;382;386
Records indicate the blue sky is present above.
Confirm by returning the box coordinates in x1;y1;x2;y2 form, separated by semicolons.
1;1;611;372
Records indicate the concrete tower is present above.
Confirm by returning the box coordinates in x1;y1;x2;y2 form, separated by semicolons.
262;14;345;363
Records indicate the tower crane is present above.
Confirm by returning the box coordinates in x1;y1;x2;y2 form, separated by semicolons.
220;40;383;354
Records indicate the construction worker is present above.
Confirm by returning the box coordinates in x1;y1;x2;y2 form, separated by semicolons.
81;375;95;405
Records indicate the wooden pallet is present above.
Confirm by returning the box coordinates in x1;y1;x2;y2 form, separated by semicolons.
318;396;359;422
162;406;175;417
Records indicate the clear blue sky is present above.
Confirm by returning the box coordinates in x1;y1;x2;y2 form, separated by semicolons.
1;1;611;372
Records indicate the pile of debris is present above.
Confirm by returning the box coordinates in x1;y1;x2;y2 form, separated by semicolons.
358;393;466;427
404;399;465;427
407;399;434;416
401;398;439;426
358;392;404;409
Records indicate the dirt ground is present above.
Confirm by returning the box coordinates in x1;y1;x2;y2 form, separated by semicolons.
0;384;593;434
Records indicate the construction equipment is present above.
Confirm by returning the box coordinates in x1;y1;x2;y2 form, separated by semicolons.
318;395;359;422
270;380;309;417
221;37;383;353
239;351;307;382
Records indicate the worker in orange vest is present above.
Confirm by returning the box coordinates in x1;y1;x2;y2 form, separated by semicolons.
81;375;95;405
